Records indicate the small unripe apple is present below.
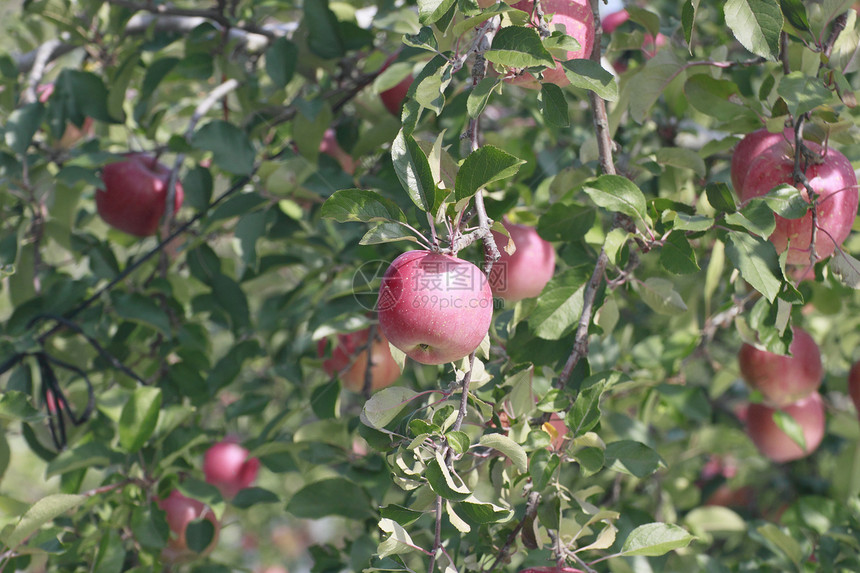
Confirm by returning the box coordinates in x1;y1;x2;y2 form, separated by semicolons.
320;328;401;392
97;153;184;237
738;326;823;407
745;392;825;463
203;439;260;499
490;221;556;302
378;250;493;365
848;361;860;417
157;490;220;563
507;0;595;89
740;140;858;264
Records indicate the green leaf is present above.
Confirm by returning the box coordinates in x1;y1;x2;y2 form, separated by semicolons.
606;440;665;478
107;53;139;124
638;277;688;316
119;386;162;454
426;451;472;501
303;0;344;59
459;498;514;524
780;0;810;32
380;504;423;526
321;189;407;223
185;518;216;554
360;387;419;429
777;72;835;117
53;69;112;122
539;83;569;126
655;147;706;177
485;26;556;69
567;382;605;437
418;0;457;25
479;433;528;472
529;449;560;491
404;27;439;52
210;274;251;331
360;223;423;245
1;494;86;548
682;0;701;51
0;391;42;423
46;442;118;478
529;266;591;340
725;198;776;238
287;478;373;520
265;37;298;88
627;49;687;123
706;182;738;213
561;59;619;102
660;231;700;274
724;232;783;302
761;184;809;219
468;77;501;119
724;0;784;60
830;250;860;289
620;522;695;556
537;202;595;241
231;487;280;509
455;145;525;202
392;130;436;211
191;120;255;175
111;291;172;335
446;431;471;455
5;103;44;155
130;503;167;551
685;75;755;122
582;175;652;228
756;522;804;565
772;409;807;450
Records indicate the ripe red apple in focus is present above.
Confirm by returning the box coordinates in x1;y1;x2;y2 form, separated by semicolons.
738;326;822;407
157;490;220;563
377;251;493;365
848;361;860;417
319;128;356;175
745;392;825;462
507;0;594;89
97;153;185;237
490;221;556;302
731;128;793;193
740;140;858;264
320;328;401;392
203;439;260;499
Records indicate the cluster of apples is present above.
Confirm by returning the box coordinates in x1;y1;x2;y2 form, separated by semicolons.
157;439;259;563
731;127;858;265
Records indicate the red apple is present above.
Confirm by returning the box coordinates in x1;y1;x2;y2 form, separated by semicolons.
157;489;220;563
380;74;413;116
37;83;95;148
740;139;858;264
738;326;823;407
731;128;794;193
507;0;595;89
745;392;825;463
489;220;556;302
203;439;260;499
320;328;401;392
848;361;860;416
97;153;185;237
641;31;668;58
319;128;356;175
377;250;493;365
601;9;630;34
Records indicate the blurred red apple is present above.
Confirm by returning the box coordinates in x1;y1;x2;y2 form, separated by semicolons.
157;490;220;563
489;220;556;302
378;251;493;365
738;326;823;407
319;128;356;174
745;392;826;463
320;328;401;392
97;153;184;237
203;439;260;499
380;74;413;116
